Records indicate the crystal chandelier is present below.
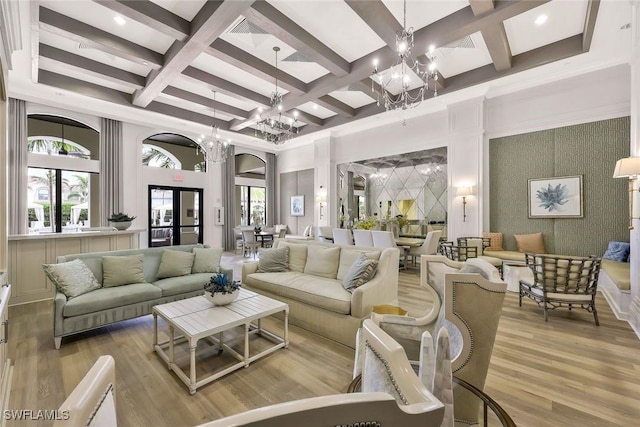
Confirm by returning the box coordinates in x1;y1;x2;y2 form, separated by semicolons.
372;0;438;111
197;91;229;163
370;170;388;186
255;46;299;145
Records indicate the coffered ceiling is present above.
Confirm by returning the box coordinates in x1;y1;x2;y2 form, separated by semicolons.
2;0;633;148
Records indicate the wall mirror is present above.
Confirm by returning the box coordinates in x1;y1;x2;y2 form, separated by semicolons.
337;147;447;237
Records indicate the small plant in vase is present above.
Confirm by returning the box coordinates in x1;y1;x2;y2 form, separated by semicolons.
108;212;136;230
204;273;241;305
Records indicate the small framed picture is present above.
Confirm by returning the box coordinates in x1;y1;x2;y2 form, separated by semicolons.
528;175;583;218
291;195;305;216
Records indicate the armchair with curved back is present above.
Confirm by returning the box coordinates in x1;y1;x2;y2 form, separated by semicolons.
199;319;445;427
373;255;507;424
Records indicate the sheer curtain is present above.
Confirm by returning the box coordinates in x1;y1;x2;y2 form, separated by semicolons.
265;152;276;227
99;118;123;225
8;98;27;235
222;145;236;251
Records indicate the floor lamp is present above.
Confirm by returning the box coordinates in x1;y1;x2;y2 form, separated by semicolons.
613;157;640;230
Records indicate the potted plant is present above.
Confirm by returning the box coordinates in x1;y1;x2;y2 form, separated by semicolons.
108;212;136;231
204;273;241;305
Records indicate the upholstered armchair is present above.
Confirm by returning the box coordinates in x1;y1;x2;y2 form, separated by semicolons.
373;255;507;424
199;319;445;427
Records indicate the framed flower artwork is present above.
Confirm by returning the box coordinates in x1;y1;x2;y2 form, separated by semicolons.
528;175;583;218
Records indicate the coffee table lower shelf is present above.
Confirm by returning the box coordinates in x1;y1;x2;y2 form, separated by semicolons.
152;289;289;395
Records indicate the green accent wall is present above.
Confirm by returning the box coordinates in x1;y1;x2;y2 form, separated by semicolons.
490;117;630;256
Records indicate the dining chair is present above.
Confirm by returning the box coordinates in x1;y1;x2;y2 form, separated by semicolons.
278;228;287;238
408;230;442;265
332;228;354;245
241;230;259;258
353;229;374;247
317;226;334;243
372;230;406;269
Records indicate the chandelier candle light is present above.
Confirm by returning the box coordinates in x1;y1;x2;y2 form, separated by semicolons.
372;0;438;111
197;91;229;163
256;46;299;145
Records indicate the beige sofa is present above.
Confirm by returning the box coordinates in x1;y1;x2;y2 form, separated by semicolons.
241;238;400;347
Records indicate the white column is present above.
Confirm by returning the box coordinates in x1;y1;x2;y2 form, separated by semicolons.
628;0;640;338
313;135;336;227
447;97;485;241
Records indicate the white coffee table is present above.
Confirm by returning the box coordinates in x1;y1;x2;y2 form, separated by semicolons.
153;288;289;394
502;261;533;293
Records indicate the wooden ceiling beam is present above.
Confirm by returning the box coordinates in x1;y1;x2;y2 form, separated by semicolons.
39;6;163;69
92;0;190;42
161;86;251;119
181;66;271;107
469;0;495;16
40;43;146;89
316;95;355;117
243;2;350;77
207;39;307;95
344;0;402;47
132;0;255;107
469;0;511;72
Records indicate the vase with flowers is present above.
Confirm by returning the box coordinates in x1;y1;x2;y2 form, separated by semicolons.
204;273;241;305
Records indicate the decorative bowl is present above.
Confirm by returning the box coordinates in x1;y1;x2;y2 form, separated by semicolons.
205;289;239;306
110;221;131;231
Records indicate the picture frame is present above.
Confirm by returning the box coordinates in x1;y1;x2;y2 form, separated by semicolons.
291;195;305;216
528;175;583;218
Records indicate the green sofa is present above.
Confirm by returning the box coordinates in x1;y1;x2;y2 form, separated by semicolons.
53;244;232;349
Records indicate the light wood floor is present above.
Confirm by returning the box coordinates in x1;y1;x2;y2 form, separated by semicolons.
7;257;640;426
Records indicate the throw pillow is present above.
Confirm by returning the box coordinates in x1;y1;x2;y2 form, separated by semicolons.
278;242;307;272
304;245;340;279
602;241;630;263
514;232;546;254
342;253;379;292
482;232;504;251
102;254;146;287
156;250;195;279
43;258;101;298
191;247;223;273
258;247;289;273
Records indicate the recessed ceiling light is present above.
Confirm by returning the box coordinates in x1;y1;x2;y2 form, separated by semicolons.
312;103;318;110
142;61;149;65
114;15;126;26
535;15;547;25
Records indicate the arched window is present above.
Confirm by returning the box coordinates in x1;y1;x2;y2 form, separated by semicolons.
142;133;202;172
235;153;267;226
27;115;99;233
142;144;182;169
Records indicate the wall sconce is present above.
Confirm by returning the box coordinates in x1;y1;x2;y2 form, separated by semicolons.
613;157;640;230
455;186;474;222
317;186;327;220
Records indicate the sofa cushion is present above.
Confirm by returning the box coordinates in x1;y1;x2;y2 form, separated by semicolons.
43;259;101;298
277;241;308;272
483;250;525;262
304;245;340;279
514;232;546;254
245;272;351;314
152;273;212;297
342;253;378;292
258;247;289;272
601;260;630;291
336;248;381;281
602;241;630;263
192;247;222;273
156;250;195;279
102;254;146;287
63;283;162;317
482;232;504;251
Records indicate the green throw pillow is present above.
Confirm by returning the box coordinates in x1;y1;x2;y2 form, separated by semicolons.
342;253;378;292
192;247;223;273
156;250;195;279
258;247;289;273
102;254;146;287
43;258;101;298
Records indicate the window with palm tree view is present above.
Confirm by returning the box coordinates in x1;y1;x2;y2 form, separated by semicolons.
27;115;99;233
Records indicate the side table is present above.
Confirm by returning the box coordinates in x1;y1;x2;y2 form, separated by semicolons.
502;261;532;293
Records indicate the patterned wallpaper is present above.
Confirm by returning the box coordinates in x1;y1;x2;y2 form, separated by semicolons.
489;117;630;256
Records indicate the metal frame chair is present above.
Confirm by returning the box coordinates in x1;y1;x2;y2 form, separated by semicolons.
438;241;478;261
519;253;602;325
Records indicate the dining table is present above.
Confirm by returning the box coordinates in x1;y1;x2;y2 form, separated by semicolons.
394;237;424;270
255;231;275;247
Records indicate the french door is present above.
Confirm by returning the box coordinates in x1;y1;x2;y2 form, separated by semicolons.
148;185;203;247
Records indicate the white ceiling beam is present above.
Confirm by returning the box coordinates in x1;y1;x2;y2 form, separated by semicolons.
242;2;350;77
132;0;255;107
